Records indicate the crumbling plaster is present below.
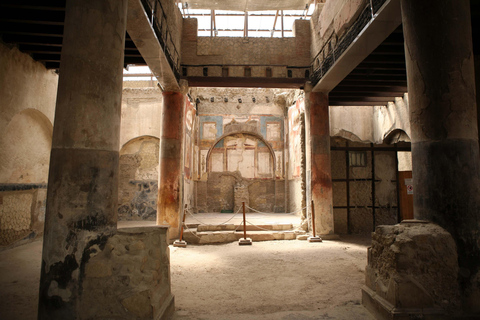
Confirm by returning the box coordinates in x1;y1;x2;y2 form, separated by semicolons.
118;136;160;221
0;42;58;246
330;94;411;144
310;0;366;61
120;84;163;148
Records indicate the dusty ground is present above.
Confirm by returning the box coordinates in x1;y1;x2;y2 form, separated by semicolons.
0;236;374;320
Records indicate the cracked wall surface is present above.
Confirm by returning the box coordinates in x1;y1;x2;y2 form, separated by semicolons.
0;42;57;246
192;88;294;213
118;137;160;221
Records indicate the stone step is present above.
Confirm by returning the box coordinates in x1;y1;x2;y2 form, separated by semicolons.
195;223;294;232
182;229;305;245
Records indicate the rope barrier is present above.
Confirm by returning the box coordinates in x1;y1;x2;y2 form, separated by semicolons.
184;206;243;226
245;205;308;215
181;203;307;237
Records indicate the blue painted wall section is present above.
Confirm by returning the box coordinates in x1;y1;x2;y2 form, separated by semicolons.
200;115;224;148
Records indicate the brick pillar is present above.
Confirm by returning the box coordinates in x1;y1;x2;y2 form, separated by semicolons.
38;0;127;318
305;90;335;237
401;0;480;309
157;91;185;239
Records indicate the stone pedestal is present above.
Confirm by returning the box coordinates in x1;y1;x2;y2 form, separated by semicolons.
401;0;480;311
305;91;335;237
38;1;127;318
362;221;460;319
157;91;185;239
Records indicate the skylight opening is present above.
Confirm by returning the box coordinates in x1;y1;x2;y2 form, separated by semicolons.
123;65;156;81
178;4;313;38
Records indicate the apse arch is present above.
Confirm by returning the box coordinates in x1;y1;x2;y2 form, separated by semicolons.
205;131;277;178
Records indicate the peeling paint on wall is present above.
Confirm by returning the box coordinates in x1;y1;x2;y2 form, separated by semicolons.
118;137;159;221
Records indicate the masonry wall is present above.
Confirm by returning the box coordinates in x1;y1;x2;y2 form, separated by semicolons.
192;88;295;213
0;42;58;246
182;19;311;79
118;83;163;221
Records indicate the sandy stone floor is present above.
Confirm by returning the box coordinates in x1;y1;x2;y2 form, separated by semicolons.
0;236;374;320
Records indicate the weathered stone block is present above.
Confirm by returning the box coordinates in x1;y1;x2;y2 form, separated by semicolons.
80;226;174;320
363;221;460;319
121;290;153;319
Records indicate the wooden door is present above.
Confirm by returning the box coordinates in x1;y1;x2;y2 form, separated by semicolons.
398;171;414;220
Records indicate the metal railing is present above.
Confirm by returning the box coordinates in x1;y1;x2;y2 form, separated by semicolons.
310;0;388;85
140;0;181;80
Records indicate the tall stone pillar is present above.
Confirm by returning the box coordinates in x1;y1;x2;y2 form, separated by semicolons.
401;0;480;309
37;1;127;318
157;91;185;239
305;90;335;237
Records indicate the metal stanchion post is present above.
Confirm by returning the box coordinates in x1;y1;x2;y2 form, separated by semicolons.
238;201;252;245
173;205;188;247
308;200;322;242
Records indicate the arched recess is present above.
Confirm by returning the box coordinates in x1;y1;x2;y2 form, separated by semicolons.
205;131;277;178
383;129;411;144
120;135;160;154
0;108;53;183
332;130;364;143
118;135;160;221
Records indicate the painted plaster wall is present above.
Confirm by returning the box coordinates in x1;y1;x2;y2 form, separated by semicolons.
192;88;293;213
330;94;410;144
183;98;197;212
118;136;160;221
117;84;164;222
287;99;306;219
182;19;311;78
0;42;58;246
120;84;162;148
373;94;411;143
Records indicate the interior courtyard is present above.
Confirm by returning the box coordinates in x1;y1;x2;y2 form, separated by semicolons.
1;0;479;319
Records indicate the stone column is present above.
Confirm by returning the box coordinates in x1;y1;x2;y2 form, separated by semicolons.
37;0;127;319
157;91;185;239
305;90;335;237
401;0;480;308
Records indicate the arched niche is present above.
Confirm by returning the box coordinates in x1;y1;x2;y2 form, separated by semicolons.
205;131;276;179
383;129;411;144
118;135;160;221
0;108;53;183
